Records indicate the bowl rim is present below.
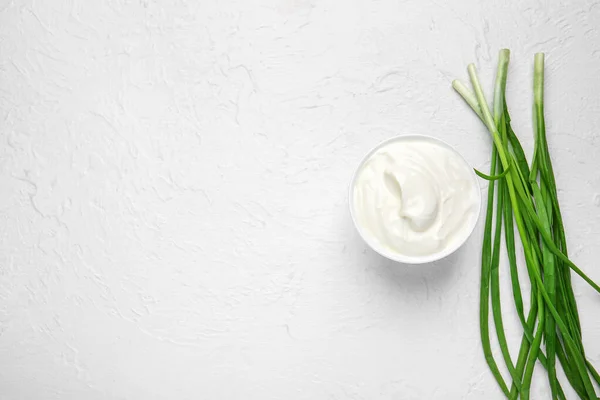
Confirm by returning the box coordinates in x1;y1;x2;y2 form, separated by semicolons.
348;134;482;265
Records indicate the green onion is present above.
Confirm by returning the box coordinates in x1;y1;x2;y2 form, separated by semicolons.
453;50;600;399
474;163;511;181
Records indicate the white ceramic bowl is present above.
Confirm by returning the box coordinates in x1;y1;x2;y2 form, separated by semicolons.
349;134;482;264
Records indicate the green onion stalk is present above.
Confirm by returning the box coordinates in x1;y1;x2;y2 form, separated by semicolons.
452;49;600;399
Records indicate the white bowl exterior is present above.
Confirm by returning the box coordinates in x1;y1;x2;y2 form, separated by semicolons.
349;134;482;265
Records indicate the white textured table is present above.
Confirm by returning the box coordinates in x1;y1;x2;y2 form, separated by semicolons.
1;1;599;399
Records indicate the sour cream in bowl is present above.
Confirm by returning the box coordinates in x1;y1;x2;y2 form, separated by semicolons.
349;135;481;264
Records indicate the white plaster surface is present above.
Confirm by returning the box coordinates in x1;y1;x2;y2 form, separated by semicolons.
1;0;599;399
